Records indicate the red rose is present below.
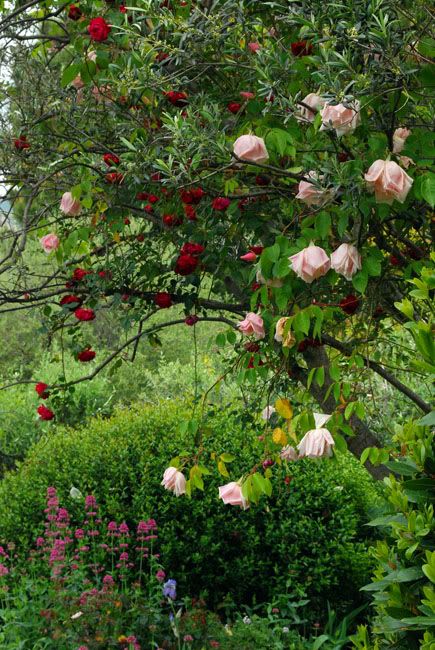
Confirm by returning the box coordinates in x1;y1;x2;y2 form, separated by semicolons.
37;405;55;421
105;172;124;184
72;268;91;282
175;253;199;276
290;40;313;56
184;205;197;221
103;153;120;166
154;292;173;308
144;204;153;213
14;135;30;150
148;194;159;204
74;307;96;321
339;294;360;316
77;348;96;362
212;197;230;211
68;4;82;20
35;382;50;399
164;91;188;107
180;187;205;204
88;17;111;42
163;214;182;227
250;246;264;255
185;315;199;326
60;294;81;306
181;242;204;256
227;102;242;114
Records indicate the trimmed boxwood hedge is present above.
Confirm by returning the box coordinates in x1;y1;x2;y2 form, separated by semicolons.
0;401;381;618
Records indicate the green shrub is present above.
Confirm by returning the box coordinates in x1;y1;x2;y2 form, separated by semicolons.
0;402;381;619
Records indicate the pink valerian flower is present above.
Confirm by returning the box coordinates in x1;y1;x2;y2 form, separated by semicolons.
238;312;265;339
289;244;330;283
118;522;130;535
156;569;166;582
0;563;9;577
364;159;413;204
330;243;362;280
75;529;85;539
85;495;97;511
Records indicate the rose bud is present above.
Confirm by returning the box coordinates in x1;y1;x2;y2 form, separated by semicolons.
37;405;55;421
68;4;82;20
339;294;360;315
154;292;172;308
103;153;120;166
233;134;269;163
164;91;188;107
74;307;96;321
240;252;257;262
212;197;231;211
77;348;96;362
35;382;50;399
185;315;199;326
227;102;243;114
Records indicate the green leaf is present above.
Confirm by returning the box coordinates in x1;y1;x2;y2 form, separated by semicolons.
352;270;368;294
383;461;419;476
220;453;235;463
420;173;435;208
315;212;331;239
418;411;435;427
61;64;80;87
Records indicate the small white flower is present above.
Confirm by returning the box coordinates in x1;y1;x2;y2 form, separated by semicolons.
243;616;252;625
71;611;83;620
261;406;276;421
70;487;82;500
282;626;290;633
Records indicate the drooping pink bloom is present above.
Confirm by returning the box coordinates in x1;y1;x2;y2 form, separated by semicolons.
233;135;269;163
289;244;330;283
297;413;335;458
40;233;60;254
295;172;330;206
238;312;265;339
330;243;362;280
161;467;186;497
298;93;325;122
60;191;81;216
364;159;413;204
218;482;249;510
320;101;360;136
393;127;411;154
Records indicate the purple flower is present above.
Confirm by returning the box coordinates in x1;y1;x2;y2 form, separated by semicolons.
163;578;177;600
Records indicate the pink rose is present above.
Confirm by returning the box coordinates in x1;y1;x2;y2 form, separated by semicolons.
297;413;334;458
295;172;330;206
298;93;325;122
218;482;249;510
364;160;413;204
289;244;330;283
330;243;362;280
60;191;81;216
238;312;265;339
233;135;269;163
40;233;60;254
161;467;186;497
393;127;411;154
320;101;360;136
280;446;299;461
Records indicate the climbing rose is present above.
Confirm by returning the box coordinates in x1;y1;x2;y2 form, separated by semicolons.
295;172;330;206
74;307;95;321
77;348;96;362
291;40;313;56
103;153;120;166
154;292;172;308
227;101;242;114
393;127;411;154
298;93;324;122
180;187;205;204
238;312;265;339
175;253;198;276
164;91;188;107
180;242;204;256
35;382;49;399
14;135;30;150
72;268;91;282
37;404;55;421
60;192;81;216
161;467;186;497
212;197;230;211
233;134;269;163
218;482;249;510
40;233;59;254
364;160;413;204
297;413;335;458
60;294;80;306
68;4;82;20
240;252;257;262
320;101;360;136
339;294;360;315
87;17;111;42
185;315;199;326
289;244;330;283
330;243;362;280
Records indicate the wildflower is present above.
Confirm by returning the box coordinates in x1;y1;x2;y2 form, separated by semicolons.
156;569;166;582
163;578;177;600
0;563;9;577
